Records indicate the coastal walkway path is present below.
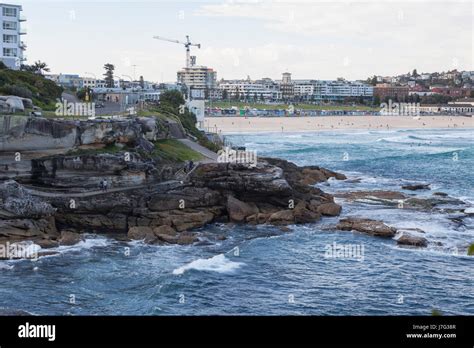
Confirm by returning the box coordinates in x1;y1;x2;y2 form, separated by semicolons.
24;180;182;199
178;139;218;162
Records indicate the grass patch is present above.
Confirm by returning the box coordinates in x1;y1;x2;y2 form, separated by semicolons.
152;139;203;162
0;67;63;110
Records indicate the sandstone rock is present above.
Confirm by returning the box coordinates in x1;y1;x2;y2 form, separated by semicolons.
59;230;83;246
169;210;215;232
293;201;321;223
246;213;271;225
153;225;177;236
0;218;57;240
127;226;154;240
226;196;259;222
35;239;59;249
334;190;406;201
402;183;430;191
268;210;295;225
155;233;178;244
396;233;428;247
317;202;342;216
337;217;397;237
177;233;198;245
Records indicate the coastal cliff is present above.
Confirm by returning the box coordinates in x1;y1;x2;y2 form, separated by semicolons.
0;157;345;249
0;115;348;253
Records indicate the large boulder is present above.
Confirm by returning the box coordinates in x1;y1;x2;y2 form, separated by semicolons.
0;180;56;218
226;196;259;222
317;202;342;216
127;226;155;243
337;217;397;237
268;210;295;225
401;183;430;191
293;201;321;223
59;230;83;246
396;233;428;247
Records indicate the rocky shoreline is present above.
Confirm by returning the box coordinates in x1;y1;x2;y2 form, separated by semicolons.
0;157;347;253
1;116;473;259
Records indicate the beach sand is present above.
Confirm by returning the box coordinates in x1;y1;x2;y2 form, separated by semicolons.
204;116;474;133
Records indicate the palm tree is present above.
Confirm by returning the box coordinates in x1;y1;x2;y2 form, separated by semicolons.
32;61;50;75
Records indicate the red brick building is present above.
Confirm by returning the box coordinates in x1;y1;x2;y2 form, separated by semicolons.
429;87;471;98
374;84;409;101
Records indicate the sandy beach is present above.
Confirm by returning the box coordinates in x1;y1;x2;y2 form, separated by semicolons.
204;116;474;133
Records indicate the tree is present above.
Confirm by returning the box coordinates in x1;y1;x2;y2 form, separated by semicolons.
412;69;418;78
222;89;228;100
139;76;145;89
373;95;381;106
103;63;115;88
366;75;377;86
159;89;185;109
23;61;50;75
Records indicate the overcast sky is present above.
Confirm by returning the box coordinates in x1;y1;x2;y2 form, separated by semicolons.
14;0;473;82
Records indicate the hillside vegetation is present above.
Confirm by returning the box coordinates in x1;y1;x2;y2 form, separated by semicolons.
145;90;221;152
0;63;63;110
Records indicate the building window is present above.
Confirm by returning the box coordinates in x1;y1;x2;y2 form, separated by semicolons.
3;7;17;17
3;34;17;44
3;48;18;57
3;21;17;30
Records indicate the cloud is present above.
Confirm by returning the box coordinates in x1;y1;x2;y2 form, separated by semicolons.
195;0;472;79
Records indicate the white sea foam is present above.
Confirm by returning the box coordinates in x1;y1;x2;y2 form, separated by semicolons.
55;235;111;253
0;263;14;270
172;254;244;275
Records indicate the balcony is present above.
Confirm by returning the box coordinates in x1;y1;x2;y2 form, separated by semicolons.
19;28;27;35
20;41;27;50
19;15;26;22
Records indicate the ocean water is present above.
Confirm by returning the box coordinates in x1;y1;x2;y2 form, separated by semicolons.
0;128;473;315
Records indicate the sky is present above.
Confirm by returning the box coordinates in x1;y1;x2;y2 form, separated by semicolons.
12;0;473;83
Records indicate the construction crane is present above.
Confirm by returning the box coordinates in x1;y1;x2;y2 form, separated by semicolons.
153;35;201;69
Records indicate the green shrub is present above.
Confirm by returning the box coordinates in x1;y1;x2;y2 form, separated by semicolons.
0;84;33;99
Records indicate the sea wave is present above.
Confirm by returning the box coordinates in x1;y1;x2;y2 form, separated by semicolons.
172;254;244;275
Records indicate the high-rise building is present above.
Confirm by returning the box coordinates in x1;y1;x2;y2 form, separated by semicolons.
0;3;25;70
177;65;217;97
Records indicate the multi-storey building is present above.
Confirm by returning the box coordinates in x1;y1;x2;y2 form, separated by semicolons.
177;65;217;92
279;72;295;101
373;83;409;101
219;81;281;101
0;3;25;70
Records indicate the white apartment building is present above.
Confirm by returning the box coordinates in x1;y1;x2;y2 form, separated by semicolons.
177;65;217;90
291;80;373;101
312;80;373;101
82;77;96;89
0;3;25;70
293;80;315;98
219;81;282;100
